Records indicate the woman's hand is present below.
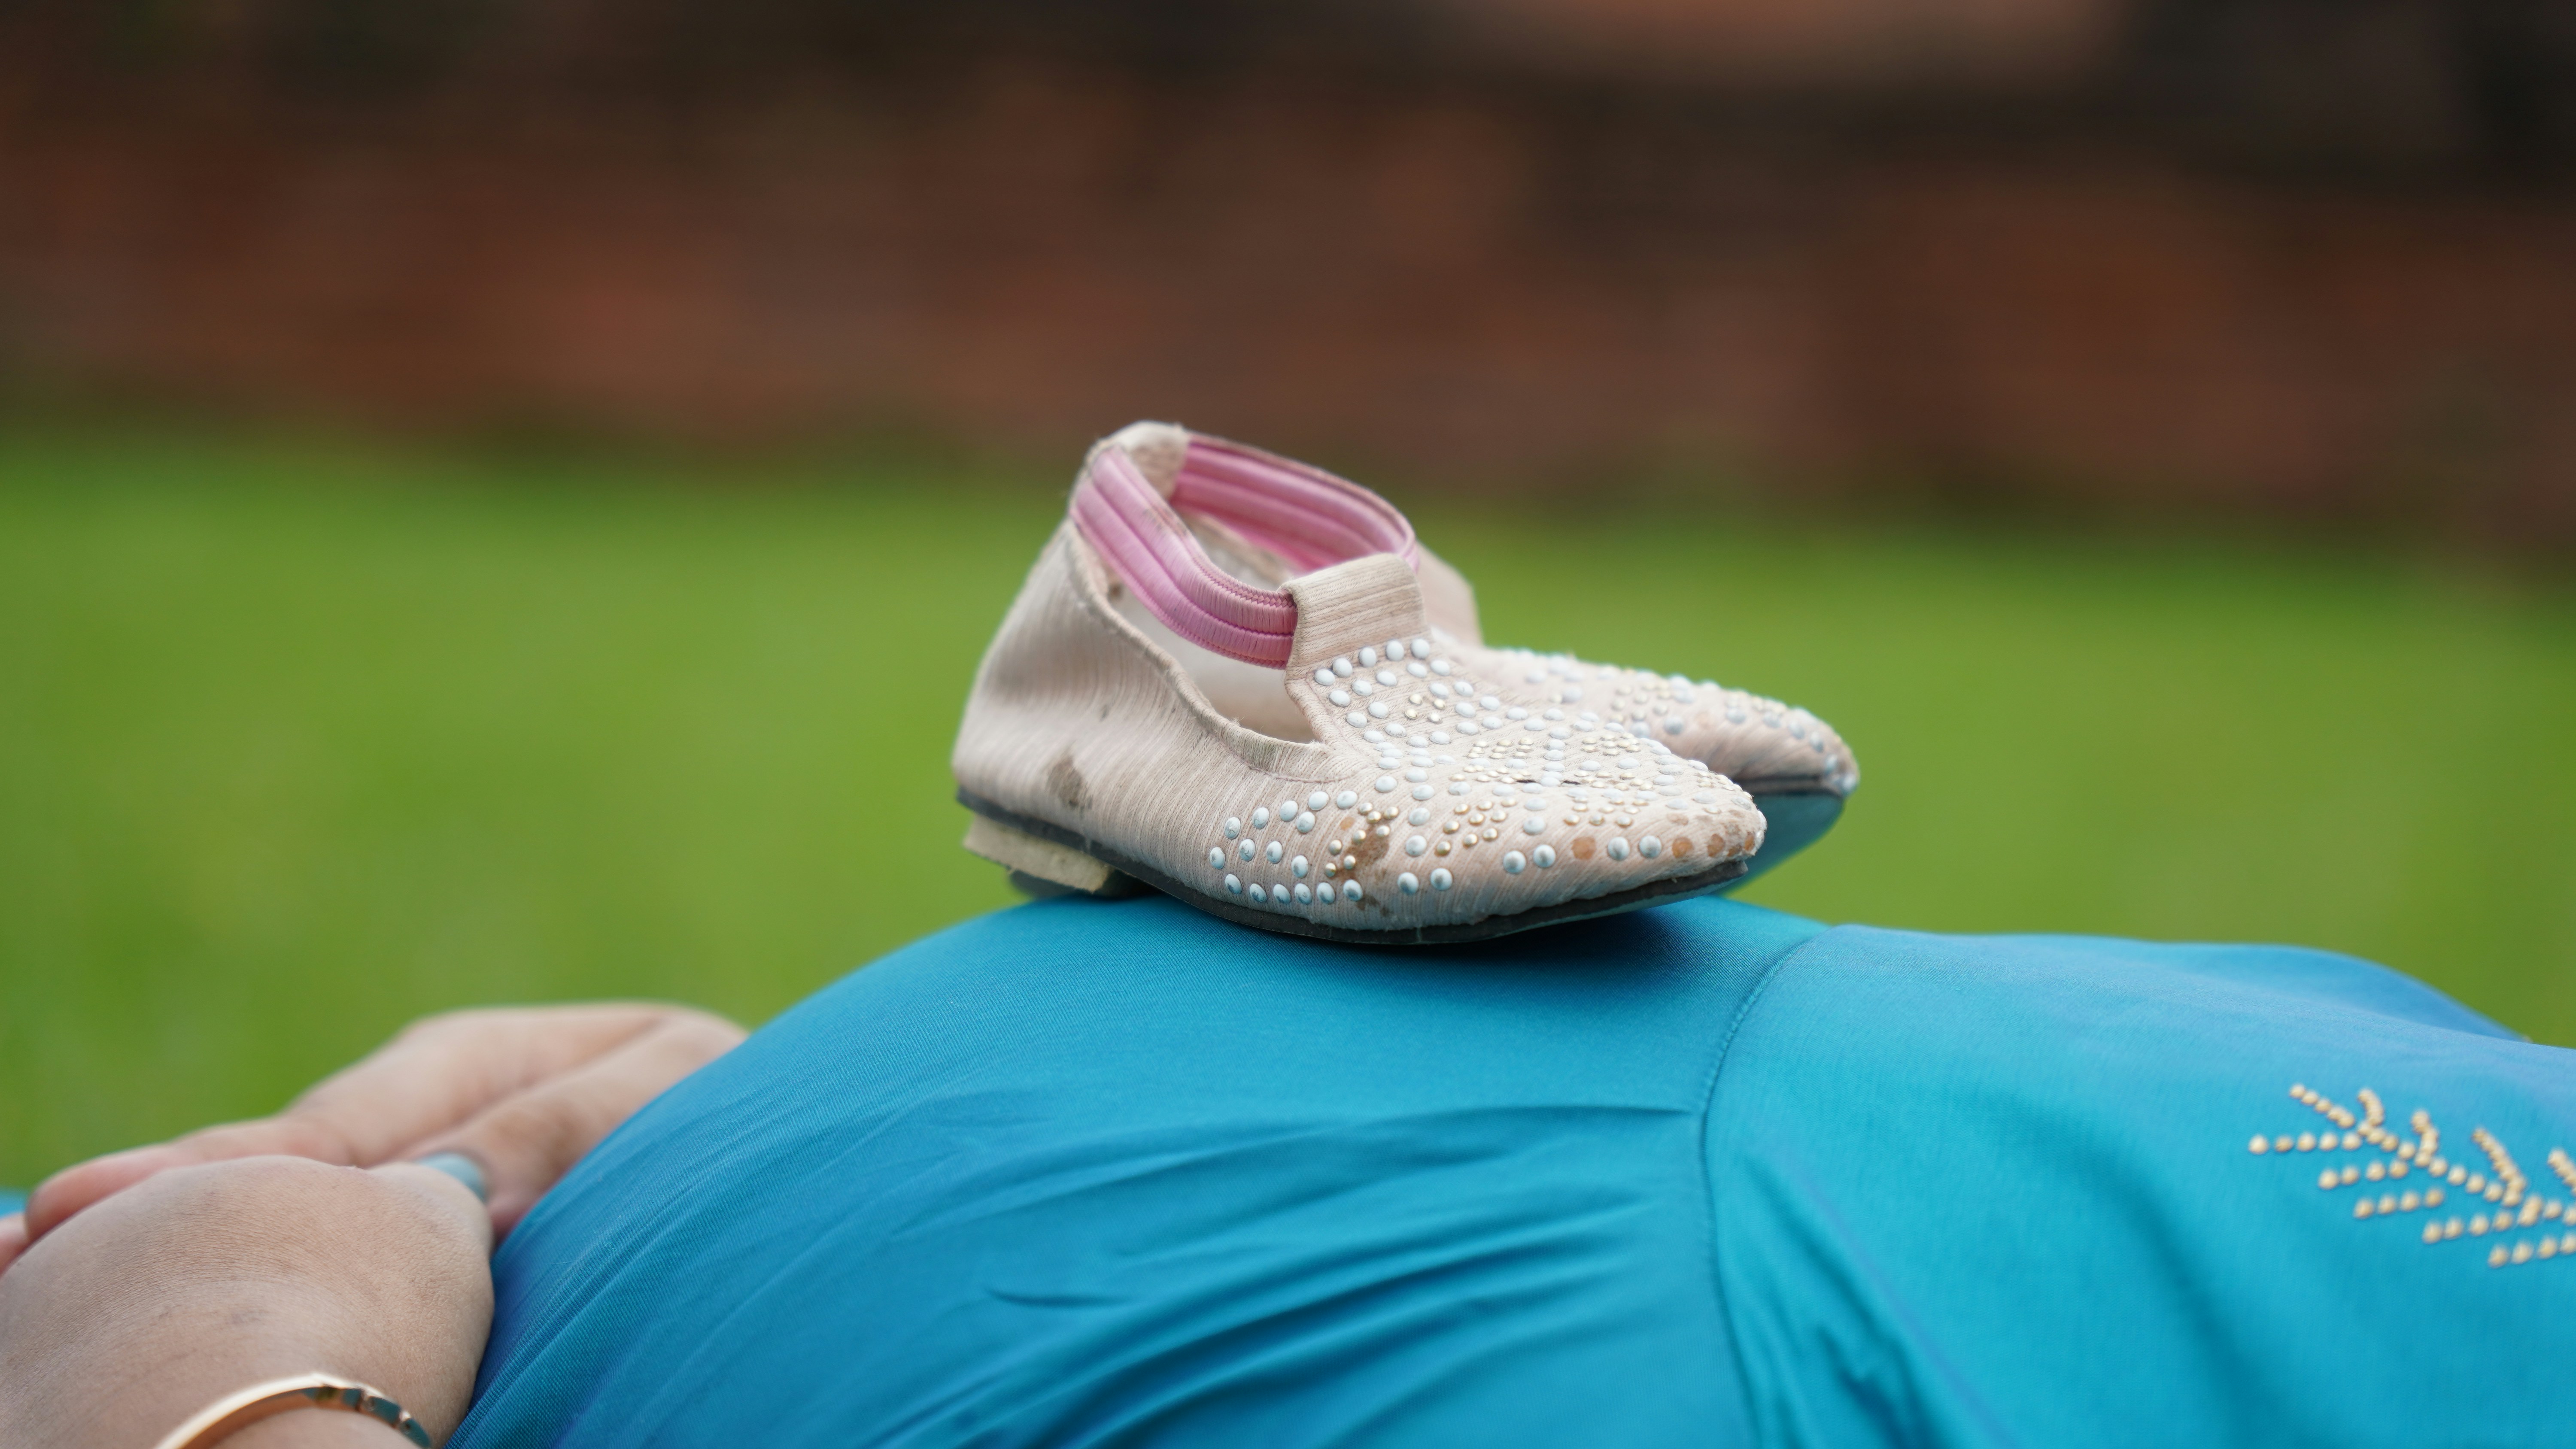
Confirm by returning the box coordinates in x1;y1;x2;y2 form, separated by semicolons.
6;1003;744;1271
0;1003;743;1443
0;1157;493;1449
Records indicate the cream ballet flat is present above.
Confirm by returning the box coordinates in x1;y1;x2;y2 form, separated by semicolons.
953;427;1769;943
1084;423;1859;885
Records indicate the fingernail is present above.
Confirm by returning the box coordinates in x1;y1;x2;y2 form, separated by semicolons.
412;1152;489;1203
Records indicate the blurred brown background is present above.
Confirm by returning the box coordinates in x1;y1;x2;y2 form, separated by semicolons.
5;0;2575;537
10;1;2576;1188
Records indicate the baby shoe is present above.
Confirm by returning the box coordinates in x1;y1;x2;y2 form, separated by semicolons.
1090;423;1861;885
953;428;1768;943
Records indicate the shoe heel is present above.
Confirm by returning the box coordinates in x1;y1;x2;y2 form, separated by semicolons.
962;814;1144;899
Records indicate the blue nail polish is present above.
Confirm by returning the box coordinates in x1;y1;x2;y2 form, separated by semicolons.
412;1152;488;1203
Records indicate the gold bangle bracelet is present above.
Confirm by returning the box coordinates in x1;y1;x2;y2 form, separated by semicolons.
149;1374;432;1449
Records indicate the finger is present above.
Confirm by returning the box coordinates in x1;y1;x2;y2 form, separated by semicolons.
25;1103;457;1240
24;1100;426;1239
24;1005;666;1240
23;1147;204;1241
409;1012;744;1234
371;1161;497;1260
280;1003;687;1161
0;1213;25;1277
25;1004;713;1241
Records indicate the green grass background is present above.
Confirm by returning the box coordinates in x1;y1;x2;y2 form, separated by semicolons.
5;426;2573;1188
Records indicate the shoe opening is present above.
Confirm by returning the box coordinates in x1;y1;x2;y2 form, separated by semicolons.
1111;582;1318;743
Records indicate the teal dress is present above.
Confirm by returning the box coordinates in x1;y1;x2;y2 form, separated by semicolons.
455;896;2576;1446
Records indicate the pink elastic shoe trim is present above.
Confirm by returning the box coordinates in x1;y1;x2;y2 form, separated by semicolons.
1070;437;1417;667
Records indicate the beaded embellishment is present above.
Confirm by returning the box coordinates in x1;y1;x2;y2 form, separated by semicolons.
1200;638;1757;914
2249;1082;2576;1269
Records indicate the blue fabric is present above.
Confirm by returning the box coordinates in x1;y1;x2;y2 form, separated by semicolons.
0;1189;21;1218
456;896;2576;1448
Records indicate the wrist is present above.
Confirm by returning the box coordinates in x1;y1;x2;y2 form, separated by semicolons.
232;1417;416;1448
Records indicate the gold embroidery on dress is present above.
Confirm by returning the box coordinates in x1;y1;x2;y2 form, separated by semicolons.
2249;1083;2576;1269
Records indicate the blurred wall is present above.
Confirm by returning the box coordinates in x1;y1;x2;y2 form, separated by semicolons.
3;0;2573;537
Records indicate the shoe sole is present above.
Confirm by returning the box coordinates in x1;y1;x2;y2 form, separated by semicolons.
959;788;1747;946
1721;787;1844;891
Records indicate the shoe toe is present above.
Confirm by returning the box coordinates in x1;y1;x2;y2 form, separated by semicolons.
1677;690;1859;797
1194;758;1759;932
1465;645;1857;797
